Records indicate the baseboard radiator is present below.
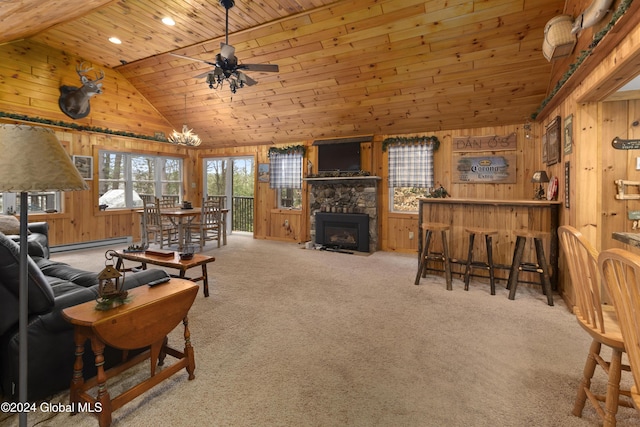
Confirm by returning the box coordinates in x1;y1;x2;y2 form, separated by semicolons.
50;236;132;253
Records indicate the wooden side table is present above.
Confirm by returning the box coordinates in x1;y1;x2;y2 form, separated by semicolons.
62;279;198;427
115;250;215;297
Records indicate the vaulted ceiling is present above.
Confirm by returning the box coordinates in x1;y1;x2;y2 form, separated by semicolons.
1;0;568;148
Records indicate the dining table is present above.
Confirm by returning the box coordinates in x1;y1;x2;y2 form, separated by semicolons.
151;207;228;251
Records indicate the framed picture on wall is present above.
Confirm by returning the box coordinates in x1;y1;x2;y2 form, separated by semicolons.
72;155;93;180
564;114;573;155
546;116;561;166
542;132;548;164
258;163;270;183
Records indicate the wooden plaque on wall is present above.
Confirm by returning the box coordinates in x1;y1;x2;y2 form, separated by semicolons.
452;153;516;183
452;133;517;152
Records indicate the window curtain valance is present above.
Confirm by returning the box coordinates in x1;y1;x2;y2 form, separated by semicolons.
382;136;440;152
388;143;434;188
269;146;304;189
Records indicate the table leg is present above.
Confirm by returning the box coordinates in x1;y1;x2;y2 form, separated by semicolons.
183;316;196;380
70;329;87;410
89;336;112;427
202;264;209;297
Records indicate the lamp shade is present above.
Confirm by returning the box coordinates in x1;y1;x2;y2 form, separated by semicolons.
0;124;88;192
531;170;550;184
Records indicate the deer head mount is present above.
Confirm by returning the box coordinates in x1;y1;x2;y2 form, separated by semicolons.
58;62;104;119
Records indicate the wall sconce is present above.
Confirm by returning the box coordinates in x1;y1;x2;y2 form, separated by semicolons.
531;170;550;199
524;122;532;139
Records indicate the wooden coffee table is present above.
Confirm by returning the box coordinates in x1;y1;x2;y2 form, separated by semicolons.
115;250;215;297
62;279;198;427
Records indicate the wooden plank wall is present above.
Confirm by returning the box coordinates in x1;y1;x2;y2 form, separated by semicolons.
0;37;544;250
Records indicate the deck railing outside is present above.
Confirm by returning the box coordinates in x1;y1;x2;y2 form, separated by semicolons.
233;196;254;232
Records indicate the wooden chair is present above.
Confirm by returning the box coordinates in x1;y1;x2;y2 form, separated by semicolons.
157;196;178;208
187;200;222;250
599;248;640;415
559;226;633;426
143;199;177;248
206;195;227;209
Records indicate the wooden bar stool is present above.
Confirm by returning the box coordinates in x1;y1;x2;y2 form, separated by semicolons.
463;227;498;295
414;222;452;290
507;229;554;306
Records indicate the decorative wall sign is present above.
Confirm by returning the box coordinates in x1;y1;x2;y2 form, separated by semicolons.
452;153;516;183
452;133;517;152
564;161;570;208
612;137;640;150
546;116;561;166
564;114;573;155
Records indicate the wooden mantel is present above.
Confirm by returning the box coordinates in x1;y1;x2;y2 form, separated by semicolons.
304;176;381;183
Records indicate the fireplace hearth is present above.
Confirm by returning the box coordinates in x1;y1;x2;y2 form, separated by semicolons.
307;175;379;252
315;212;369;252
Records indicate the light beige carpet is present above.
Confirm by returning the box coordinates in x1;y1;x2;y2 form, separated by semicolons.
3;235;640;427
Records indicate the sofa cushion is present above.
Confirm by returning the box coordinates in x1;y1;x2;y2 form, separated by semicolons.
0;215;21;235
36;258;98;288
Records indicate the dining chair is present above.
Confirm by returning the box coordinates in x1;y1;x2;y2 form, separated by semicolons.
143;199;177;248
187;200;222;250
599;248;640;413
559;226;633;426
206;195;227;209
157;196;178;208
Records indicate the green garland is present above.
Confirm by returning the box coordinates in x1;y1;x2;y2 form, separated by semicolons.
268;144;306;157
533;0;633;118
382;136;440;152
0;111;168;142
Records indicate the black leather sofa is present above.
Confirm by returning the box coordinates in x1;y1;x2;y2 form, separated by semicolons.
0;223;168;402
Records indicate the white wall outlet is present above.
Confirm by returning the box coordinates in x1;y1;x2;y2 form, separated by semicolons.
409;231;414;240
284;219;289;227
636;157;640;170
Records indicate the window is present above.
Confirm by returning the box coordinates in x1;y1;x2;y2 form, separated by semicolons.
0;192;62;214
269;149;303;209
388;143;435;212
98;151;183;209
278;188;302;208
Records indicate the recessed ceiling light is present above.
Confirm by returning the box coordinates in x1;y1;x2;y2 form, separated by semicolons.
109;37;122;44
162;17;176;26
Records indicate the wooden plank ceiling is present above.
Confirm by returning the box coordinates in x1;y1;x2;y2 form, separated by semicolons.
1;0;567;148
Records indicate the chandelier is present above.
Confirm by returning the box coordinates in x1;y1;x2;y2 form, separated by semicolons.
168;95;202;146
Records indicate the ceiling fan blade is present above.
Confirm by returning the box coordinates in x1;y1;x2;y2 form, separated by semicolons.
220;43;235;59
169;52;217;67
239;64;279;73
237;72;258;86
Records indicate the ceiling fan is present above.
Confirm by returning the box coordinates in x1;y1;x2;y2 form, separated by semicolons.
169;0;279;93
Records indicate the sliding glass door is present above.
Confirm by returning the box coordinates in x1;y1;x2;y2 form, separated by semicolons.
203;156;254;235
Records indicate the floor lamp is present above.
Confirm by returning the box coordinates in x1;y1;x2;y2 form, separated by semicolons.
0;124;87;426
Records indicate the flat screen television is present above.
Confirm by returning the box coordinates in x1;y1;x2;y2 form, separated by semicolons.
317;142;361;172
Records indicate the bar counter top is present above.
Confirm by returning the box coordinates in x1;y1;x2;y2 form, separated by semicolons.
418;197;562;206
612;232;640;248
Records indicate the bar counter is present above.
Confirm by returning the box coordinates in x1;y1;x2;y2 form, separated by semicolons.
418;198;562;288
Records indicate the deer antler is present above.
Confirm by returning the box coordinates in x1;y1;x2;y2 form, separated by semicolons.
76;62;104;83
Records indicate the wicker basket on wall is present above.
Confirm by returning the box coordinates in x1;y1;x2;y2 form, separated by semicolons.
543;15;577;61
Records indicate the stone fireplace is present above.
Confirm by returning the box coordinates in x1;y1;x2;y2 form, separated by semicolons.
307;176;380;252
